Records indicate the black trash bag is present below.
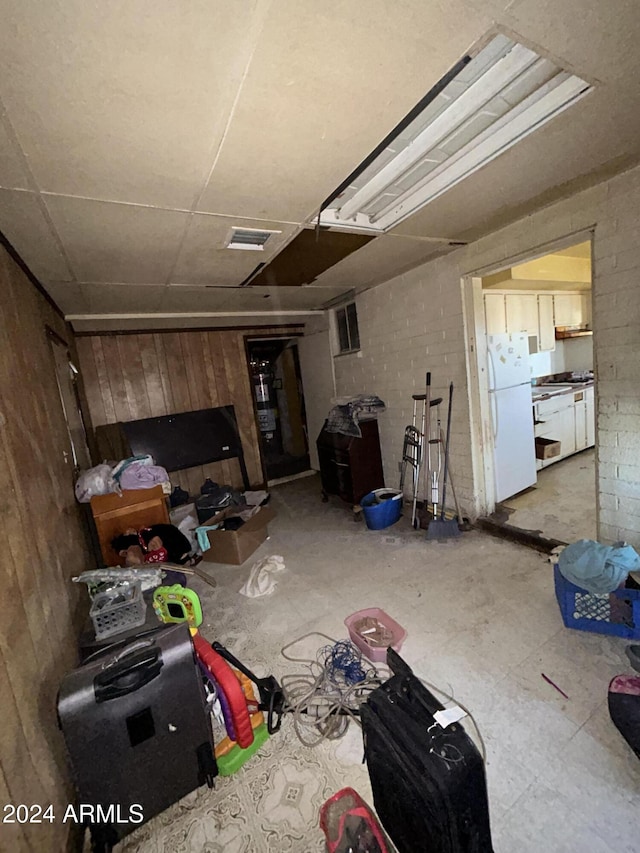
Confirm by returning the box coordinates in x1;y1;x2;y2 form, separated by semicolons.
195;486;246;524
169;485;190;508
200;478;220;495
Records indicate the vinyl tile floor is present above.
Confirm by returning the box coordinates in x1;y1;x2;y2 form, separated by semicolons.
501;449;597;544
115;473;639;853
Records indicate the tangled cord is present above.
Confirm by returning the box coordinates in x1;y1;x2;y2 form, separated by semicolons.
279;632;486;761
280;632;385;748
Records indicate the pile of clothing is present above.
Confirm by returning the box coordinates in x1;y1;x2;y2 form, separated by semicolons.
326;394;386;437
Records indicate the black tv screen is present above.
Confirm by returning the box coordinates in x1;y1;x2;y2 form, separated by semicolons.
121;406;242;472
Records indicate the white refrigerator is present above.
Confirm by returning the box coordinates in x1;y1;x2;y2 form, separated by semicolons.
487;333;537;502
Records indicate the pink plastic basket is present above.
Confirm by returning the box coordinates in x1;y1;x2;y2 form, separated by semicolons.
344;607;407;663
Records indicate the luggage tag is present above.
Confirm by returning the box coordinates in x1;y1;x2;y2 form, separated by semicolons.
433;705;467;728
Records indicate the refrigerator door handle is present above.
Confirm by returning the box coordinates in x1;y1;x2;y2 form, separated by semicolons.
487;347;497;393
487;349;498;438
490;391;498;439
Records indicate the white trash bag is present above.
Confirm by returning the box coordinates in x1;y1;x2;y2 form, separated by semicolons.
239;555;285;598
75;464;118;503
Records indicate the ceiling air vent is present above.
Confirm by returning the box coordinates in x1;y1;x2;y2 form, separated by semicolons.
225;227;281;251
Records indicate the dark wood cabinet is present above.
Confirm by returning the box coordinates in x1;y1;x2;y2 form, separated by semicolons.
316;419;384;505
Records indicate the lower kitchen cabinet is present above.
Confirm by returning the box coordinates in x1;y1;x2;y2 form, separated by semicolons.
534;386;594;470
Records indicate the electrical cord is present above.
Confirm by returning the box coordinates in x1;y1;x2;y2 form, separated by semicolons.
278;632;486;762
280;632;385;747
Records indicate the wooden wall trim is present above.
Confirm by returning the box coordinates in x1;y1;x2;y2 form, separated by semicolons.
75;324;305;337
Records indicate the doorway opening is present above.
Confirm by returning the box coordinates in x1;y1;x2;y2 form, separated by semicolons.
246;337;311;484
466;236;596;545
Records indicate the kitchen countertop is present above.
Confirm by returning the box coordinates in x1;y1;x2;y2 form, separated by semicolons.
531;380;594;403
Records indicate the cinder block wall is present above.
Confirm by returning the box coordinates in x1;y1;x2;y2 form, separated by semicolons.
328;164;640;546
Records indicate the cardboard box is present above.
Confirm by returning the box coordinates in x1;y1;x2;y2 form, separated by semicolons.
535;438;561;460
200;505;277;565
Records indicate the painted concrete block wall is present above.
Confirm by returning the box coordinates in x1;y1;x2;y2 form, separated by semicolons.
325;163;640;546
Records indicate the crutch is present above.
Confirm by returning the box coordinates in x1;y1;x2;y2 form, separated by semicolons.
399;393;426;528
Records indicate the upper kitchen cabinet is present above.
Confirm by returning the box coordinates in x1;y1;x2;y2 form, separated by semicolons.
553;293;584;327
484;293;507;335
537;293;556;351
581;293;593;329
505;293;538;336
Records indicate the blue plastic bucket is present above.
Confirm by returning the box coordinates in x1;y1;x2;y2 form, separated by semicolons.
360;490;402;530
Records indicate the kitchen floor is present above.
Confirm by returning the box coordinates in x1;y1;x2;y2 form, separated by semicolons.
501;448;596;543
115;473;637;853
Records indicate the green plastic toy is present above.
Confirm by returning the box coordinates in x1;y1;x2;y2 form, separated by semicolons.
216;723;269;776
152;584;203;628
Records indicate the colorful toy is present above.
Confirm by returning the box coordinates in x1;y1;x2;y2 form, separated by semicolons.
153;584;202;628
193;634;255;749
215;671;263;758
216;723;269;776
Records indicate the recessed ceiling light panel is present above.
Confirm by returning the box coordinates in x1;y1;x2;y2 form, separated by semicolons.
318;34;592;233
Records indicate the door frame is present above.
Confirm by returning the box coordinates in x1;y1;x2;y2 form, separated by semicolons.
47;326;92;474
462;227;595;517
243;333;310;484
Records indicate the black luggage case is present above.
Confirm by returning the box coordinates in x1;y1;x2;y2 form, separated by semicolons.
58;623;216;851
361;649;494;853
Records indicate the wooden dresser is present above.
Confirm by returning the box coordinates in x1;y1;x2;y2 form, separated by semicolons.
316;419;384;506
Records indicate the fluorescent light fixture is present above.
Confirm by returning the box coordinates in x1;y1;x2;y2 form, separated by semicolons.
319;35;592;233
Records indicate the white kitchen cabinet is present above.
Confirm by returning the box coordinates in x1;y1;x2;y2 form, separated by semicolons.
537;294;556;351
484;293;507;335
581;293;593;329
505;293;538;336
585;385;595;447
554;293;583;326
574;395;588;450
534;384;595;469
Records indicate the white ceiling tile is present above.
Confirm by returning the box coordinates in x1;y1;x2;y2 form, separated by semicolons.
0;113;32;189
0;0;267;208
79;283;167;314
171;214;298;285
43;196;189;283
0;189;73;280
197;1;492;220
159;283;347;313
312;234;451;289
43;281;89;314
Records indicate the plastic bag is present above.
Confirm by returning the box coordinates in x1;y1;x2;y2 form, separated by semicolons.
75;464;118;503
239;555;285;598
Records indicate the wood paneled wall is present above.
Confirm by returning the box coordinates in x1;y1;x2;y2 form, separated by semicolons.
0;246;93;852
76;327;303;495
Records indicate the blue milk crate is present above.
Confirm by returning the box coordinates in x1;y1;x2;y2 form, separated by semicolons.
553;564;640;640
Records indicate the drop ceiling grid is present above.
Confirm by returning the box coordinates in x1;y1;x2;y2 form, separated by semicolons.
0;0;639;327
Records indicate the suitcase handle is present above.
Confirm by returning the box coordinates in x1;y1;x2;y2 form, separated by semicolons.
94;647;163;702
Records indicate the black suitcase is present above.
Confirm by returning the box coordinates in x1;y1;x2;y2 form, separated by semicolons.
58;623;216;851
361;649;494;853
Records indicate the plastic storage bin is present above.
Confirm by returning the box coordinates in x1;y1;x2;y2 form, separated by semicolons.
554;565;640;639
344;607;407;663
90;582;147;640
360;490;402;530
